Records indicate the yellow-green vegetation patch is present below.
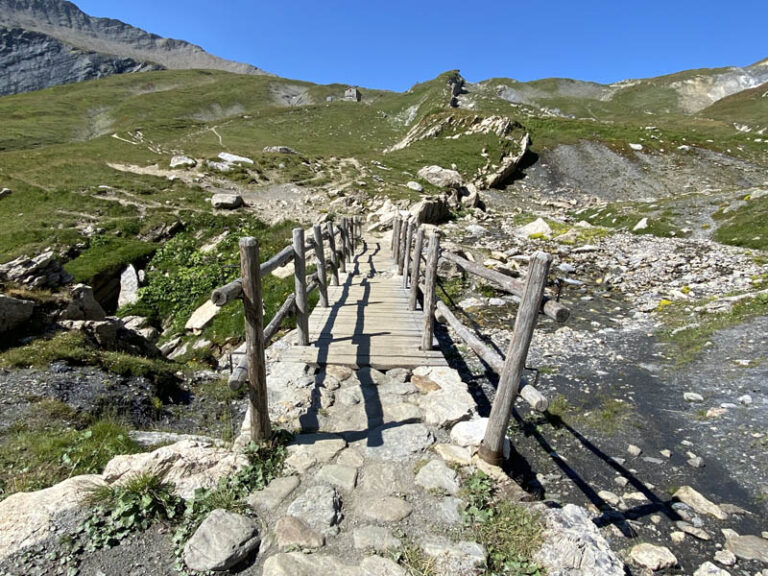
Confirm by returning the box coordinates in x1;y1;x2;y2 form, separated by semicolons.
64;236;156;284
658;292;768;365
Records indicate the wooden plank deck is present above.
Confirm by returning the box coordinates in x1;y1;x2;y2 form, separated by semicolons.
277;235;448;369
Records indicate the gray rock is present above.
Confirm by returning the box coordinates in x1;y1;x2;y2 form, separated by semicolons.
386;367;411;383
410;195;451;225
353;525;401;551
361;422;434;460
358;460;415;496
61;284;105;321
262;552;360;576
118;265;140;308
247;476;300;512
417;165;463;188
287;484;342;537
285;433;347;473
415;460;459;495
518;218;552;238
211;193;244;209
0;250;72;289
274;515;324;549
316;464;358;491
677;521;711;540
438;497;464;524
0;188;12;198
359;556;407;576
406;181;424;192
673;486;727;520
360;496;413;523
434;443;472;466
725;533;768;563
218;152;253;165
421;389;474;428
629;543;677;571
0;294;34;334
714;550;737;566
535;504;625;576
420;536;486;575
182;509;261;572
170;155;196;168
263;146;298;155
694;561;731;576
684;392;704;402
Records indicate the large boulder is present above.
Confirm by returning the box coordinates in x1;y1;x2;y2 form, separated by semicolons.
102;439;248;499
0;294;34;334
0;475;106;561
410;195;451;224
60;284;105;321
417;165;463;189
170;155;197;169
211;193;244;209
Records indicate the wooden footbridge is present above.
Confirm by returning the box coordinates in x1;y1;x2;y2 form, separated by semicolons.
211;215;570;463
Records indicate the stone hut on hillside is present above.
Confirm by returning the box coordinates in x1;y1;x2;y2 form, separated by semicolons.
344;87;362;102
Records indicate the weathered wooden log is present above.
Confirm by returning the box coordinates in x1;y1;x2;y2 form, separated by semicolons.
440;251;569;323
211;244;295;306
293;228;309;346
434;300;548;412
479;251;551;465
326;221;340;285
421;230;441;350
238;237;271;442
392;217;402;262
397;215;408;275
313;224;329;307
408;226;426;311
403;218;414;288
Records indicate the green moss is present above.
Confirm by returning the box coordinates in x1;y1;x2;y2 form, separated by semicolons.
64;235;156;284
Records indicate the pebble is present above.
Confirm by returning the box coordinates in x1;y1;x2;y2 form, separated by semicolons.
684;392;704;402
629;543;678;570
714;549;737;566
627;444;642;457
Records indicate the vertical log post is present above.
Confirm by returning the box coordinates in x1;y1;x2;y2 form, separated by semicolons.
347;217;354;260
392;217;402;262
478;251;552;465
402;218;414;288
421;230;441;350
408;226;425;311
397;215;408;275
326;221;340;286
293;227;309;346
335;220;347;274
239;237;271;442
313;224;329;307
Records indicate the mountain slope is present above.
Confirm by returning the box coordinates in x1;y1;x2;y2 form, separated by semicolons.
0;0;268;96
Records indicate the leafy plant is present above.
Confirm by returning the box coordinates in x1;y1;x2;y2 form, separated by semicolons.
80;474;183;550
460;471;543;576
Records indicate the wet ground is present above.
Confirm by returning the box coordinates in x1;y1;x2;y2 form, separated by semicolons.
437;275;767;574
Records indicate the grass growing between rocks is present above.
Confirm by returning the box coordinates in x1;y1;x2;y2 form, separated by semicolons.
712;193;768;251
0;414;140;499
63;235;156;285
658;292;768;365
460;471;544;576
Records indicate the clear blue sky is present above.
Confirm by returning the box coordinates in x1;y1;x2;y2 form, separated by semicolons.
75;0;767;92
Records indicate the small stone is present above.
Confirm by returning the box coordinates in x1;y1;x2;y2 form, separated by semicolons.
274;516;324;549
688;456;705;468
438;497;464;524
412;374;441;393
211;193;244;209
673;486;727;520
335;447;364;468
629;543;677;570
614;476;629;488
170;155;196;168
632;217;649;231
325;365;354;382
670;531;686;544
247;476;300;512
415;460;459;495
360;556;407;576
660;449;672;458
694;561;731;576
725;533;768;563
316;464;358;491
434;443;472;466
684;392;704;402
518;218;552;238
386;368;411;383
361;496;413;523
714;550;737;566
627;444;642;457
353;525;401;551
407;181;424;192
738;394;752;406
598;490;622;507
286;485;342;537
421;537;487;574
677;521;711;540
183;509;261;572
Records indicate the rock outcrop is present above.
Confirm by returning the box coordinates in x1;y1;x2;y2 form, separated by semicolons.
0;250;72;289
0;294;34;334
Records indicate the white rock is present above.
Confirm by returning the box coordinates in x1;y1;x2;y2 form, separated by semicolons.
406;181;424;192
518;218;552;238
629;543;677;570
673;486;727;520
170;155;197;168
684;392;704;402
693;561;731;576
629;143;643;151
118;265;140;308
211;193;244;209
415;460;459;495
632;217;649;231
183;509;260;572
417;165;463;188
185;300;221;333
218;152;253;165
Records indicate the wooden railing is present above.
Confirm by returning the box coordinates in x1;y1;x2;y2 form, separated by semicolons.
390;214;571;465
211;216;363;442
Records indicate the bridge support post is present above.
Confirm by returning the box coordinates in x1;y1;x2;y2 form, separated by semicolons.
479;251;552;465
397;215;408;275
293;227;309;346
403;218;414;288
421;230;441;350
392;217;402;263
313;224;329;307
239;237;271;442
326;221;340;286
409;226;425;311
